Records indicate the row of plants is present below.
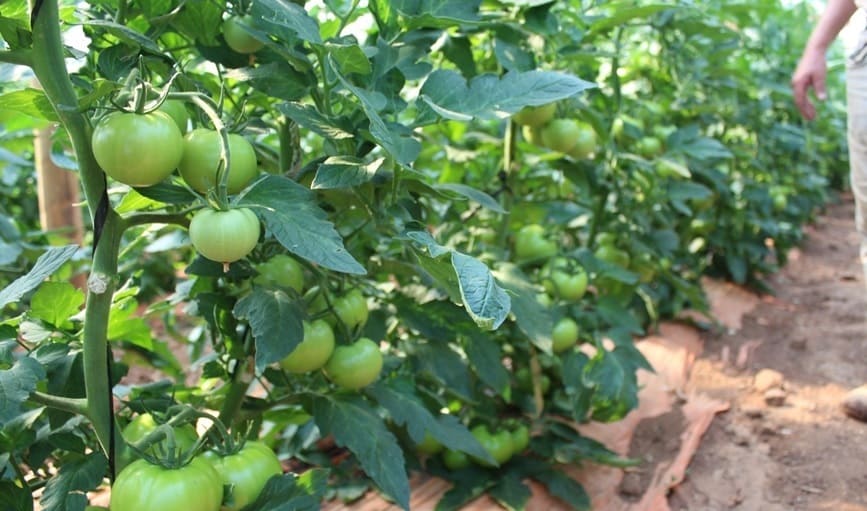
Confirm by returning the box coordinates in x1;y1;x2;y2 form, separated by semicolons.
0;1;847;511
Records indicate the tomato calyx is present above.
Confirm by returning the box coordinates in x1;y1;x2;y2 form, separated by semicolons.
121;406;205;470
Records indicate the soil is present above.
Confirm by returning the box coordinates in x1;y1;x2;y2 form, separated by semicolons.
641;195;867;511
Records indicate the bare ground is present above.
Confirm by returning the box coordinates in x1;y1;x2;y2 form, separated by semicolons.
657;195;867;511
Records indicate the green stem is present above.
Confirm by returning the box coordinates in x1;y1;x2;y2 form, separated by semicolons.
218;358;251;430
278;116;295;175
497;119;517;247
29;391;89;416
0;49;33;66
121;211;193;230
30;0;121;465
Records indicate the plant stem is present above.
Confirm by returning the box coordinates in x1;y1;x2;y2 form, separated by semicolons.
121;211;193;230
0;49;32;66
29;391;89;416
30;0;122;466
497;119;517;247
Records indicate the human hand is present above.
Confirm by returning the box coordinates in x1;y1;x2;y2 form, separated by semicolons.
791;48;828;121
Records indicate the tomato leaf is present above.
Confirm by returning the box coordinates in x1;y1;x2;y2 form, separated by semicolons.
411;341;474;401
433;183;506;214
366;378;494;464
488;474;531;511
532;470;591;511
234;288;305;374
493;263;554;353
28;282;84;328
0;357;45;423
435;469;496;511
0;245;78;310
241;470;328;511
405;231;510;330
0;480;32;511
331;63;422;166
239;175;366;275
277;102;355;140
250;0;323;44
391;0;482;28
0;88;58;121
462;334;510;395
311;156;385;189
308;394;410;510
418;69;595;122
40;452;108;511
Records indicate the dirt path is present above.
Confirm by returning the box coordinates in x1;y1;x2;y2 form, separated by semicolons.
666;195;867;510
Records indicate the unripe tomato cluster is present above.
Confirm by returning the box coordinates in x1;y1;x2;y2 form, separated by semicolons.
435;423;530;470
512;102;597;159
110;437;283;511
91;101;265;265
253;256;383;390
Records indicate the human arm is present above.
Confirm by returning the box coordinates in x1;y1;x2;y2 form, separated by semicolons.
792;0;858;120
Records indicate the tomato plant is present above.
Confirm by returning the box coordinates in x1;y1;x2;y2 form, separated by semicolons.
91;111;184;187
109;457;223;511
0;0;851;509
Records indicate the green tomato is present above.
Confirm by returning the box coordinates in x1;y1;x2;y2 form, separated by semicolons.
542;259;588;302
512;103;557;127
594;244;631;268
631;253;657;284
110;457;223;511
279;319;335;373
416;431;444;455
442;449;470;470
522;125;544;145
202;442;282;511
552;317;579;353
121;413;199;462
566;122;598;159
222;15;265;54
540;119;582;153
254;254;304;292
92;111;184;187
510;425;530;453
689;218;713;235
332;288;369;331
595;232;618;247
189;208;260;264
471;425;513;466
515;367;551;394
323;338;383;390
158;100;190;133
514;224;557;262
179;129;259;194
636;136;663;158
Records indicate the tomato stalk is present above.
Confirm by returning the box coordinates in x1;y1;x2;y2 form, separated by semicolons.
527;345;545;418
30;0;123;469
498;118;518;247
